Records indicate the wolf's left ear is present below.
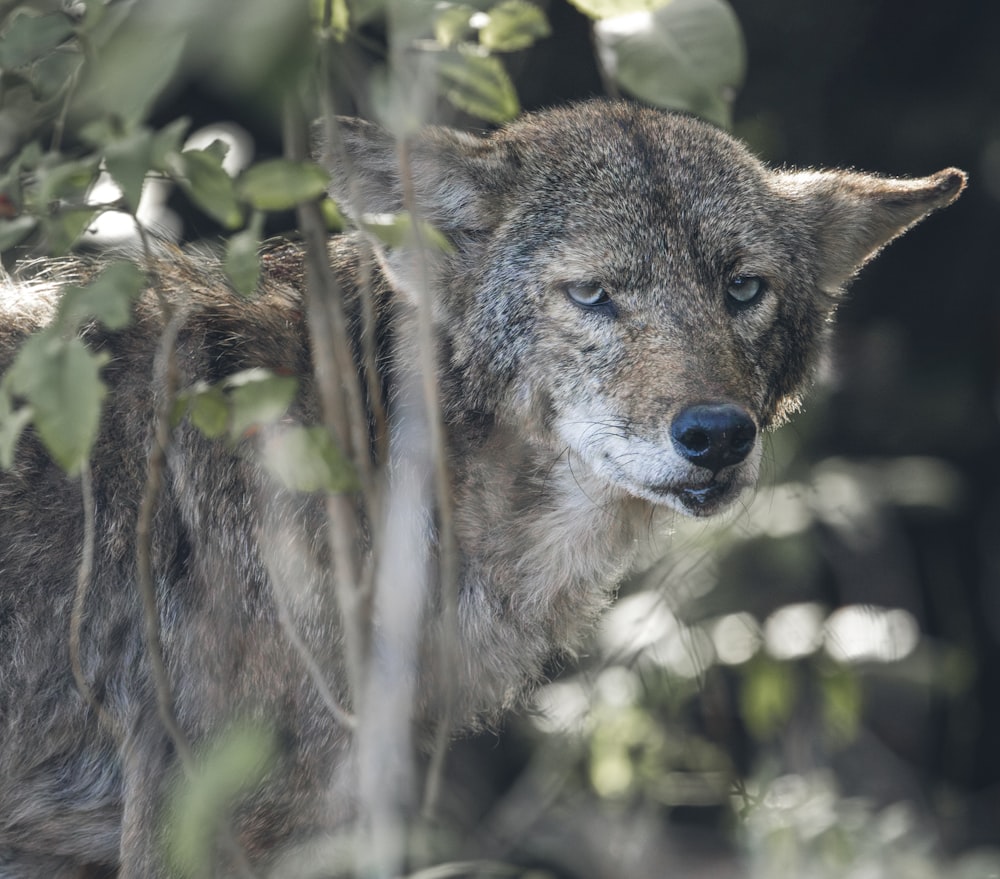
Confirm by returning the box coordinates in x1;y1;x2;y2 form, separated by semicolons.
773;167;966;292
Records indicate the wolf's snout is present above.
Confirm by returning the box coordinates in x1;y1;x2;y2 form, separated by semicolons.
670;404;757;473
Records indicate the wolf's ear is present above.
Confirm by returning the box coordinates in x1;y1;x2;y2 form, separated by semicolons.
774;167;966;292
316;117;516;235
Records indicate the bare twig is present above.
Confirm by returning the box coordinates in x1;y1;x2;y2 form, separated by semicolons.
283;99;371;711
69;460;121;738
392;142;461;818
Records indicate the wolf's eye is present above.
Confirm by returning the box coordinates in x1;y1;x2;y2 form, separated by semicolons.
566;283;616;316
727;275;766;307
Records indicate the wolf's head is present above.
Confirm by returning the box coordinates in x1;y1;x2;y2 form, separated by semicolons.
322;101;965;517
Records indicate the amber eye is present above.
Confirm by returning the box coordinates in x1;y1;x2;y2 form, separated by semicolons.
566;283;616;316
727;275;766;306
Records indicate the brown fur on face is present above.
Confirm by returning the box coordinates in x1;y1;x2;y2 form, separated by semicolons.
0;100;964;876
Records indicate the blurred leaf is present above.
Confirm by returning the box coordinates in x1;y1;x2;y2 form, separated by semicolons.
104;128;155;213
263;425;358;494
150;117;192;170
237;159;329;211
224;213;264;297
173;148;243;230
434;4;475;46
56;261;145;332
478;0;550;52
36;156;99;205
567;0;671;18
0;391;33;469
188;385;230;439
359;211;453;253
226;369;298;438
5;331;107;474
0;216;38;254
820;667;862;744
436;46;519;123
167;726;275;879
740;658;796;739
42;207;96;255
0;10;74;68
74;27;186;127
593;0;745;128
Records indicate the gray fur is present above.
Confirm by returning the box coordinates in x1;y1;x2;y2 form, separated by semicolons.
0;100;964;876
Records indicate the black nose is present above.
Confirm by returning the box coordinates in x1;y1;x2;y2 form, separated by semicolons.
670;403;757;473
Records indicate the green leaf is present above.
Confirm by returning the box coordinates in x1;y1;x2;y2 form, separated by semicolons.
263;425;358;494
740;658;796;739
224;214;263;297
42;208;97;255
236;159;329;212
36;156;100;206
0;216;38;254
821;667;862;745
436;46;519;123
478;1;551;52
167;726;275;879
593;0;746;128
56;261;145;332
225;369;298;438
434;4;476;46
6;332;107;474
0;11;74;68
150;118;192;170
173;148;244;230
359;211;453;253
74;27;187;127
104;128;155;213
0;391;33;469
188;385;230;438
567;0;671;18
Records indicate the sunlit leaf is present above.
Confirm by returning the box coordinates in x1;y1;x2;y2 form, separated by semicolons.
173;148;244;230
237;159;329;211
5;332;107;474
0;11;74;68
436;46;519;123
567;0;671;19
434;4;476;46
56;261;145;332
820;667;862;744
263;425;358;494
167;726;275;879
224;215;263;298
478;0;550;52
593;0;745;128
359;211;453;253
188;385;230;439
226;370;298;438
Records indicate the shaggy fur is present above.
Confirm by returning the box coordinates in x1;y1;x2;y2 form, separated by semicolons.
0;100;964;876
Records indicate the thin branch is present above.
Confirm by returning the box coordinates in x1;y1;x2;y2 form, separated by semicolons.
283;99;371;711
392;142;461;818
69;459;120;738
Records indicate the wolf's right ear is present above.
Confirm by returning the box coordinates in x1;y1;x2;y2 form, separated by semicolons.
773;166;967;293
315;117;516;236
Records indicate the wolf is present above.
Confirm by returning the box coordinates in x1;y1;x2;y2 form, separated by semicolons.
0;100;964;876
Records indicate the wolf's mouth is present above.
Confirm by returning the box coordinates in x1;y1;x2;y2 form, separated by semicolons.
651;476;742;516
